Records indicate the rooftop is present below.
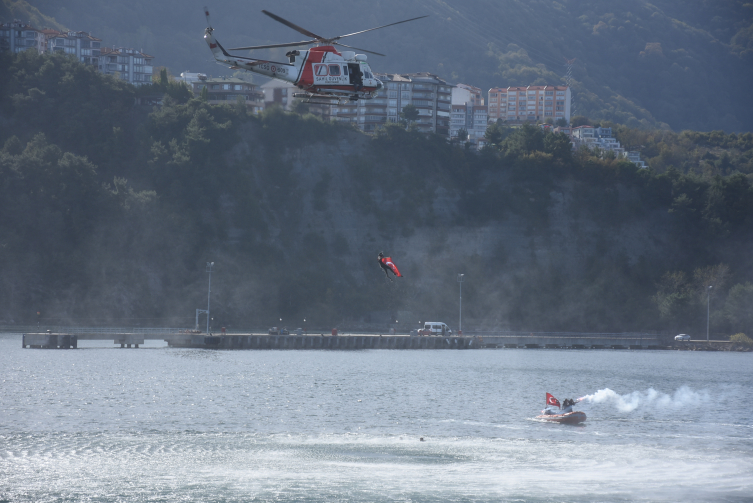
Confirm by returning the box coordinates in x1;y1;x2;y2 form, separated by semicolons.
101;47;153;58
194;77;255;85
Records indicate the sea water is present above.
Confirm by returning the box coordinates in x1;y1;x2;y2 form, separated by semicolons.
0;333;751;502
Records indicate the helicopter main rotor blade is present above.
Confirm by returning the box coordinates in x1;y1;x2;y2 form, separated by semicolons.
334;15;428;40
204;6;212;30
262;10;325;41
228;40;315;51
333;42;386;57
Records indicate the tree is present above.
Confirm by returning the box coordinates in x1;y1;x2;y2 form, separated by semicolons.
400;104;419;128
556;118;568;127
570;115;590;127
504;123;545;155
456;127;468;143
543;132;572;161
724;283;753;335
200;85;208;102
159;67;169;86
291;98;311;115
484;122;509;148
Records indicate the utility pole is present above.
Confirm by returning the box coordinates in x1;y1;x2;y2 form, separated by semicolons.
206;262;214;334
457;274;465;334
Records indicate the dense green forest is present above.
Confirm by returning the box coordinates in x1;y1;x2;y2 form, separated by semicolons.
1;51;753;338
8;0;752;132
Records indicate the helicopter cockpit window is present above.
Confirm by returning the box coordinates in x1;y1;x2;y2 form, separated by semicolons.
328;65;341;76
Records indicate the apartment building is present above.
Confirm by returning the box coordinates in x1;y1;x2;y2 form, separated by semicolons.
488;85;571;124
1;20;157;86
450;104;488;145
260;79;297;110
487;87;507;122
0;21;45;53
570;126;647;168
99;47;154;86
571;126;623;156
192;76;264;113
330;73;452;135
46;30;102;68
450;83;488;144
452;84;484;107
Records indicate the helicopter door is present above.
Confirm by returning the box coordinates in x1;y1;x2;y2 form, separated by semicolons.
348;63;363;89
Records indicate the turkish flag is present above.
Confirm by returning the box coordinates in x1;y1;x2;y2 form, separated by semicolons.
381;257;402;277
546;393;560;408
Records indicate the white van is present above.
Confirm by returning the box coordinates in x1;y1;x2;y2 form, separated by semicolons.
418;322;452;336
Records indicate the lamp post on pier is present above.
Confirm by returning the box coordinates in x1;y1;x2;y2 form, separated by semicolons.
457;274;465;334
206;262;214;335
706;285;712;342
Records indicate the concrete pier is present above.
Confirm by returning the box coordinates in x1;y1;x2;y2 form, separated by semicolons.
21;330;664;350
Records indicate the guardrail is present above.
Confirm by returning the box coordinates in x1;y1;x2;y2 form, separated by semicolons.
2;326;189;335
464;331;665;338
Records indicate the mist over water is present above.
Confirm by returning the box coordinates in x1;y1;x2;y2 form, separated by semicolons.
1;334;751;502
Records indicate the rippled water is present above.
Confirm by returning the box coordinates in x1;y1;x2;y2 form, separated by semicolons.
1;334;751;502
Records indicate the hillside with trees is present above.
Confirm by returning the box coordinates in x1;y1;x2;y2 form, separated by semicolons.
1;51;753;338
18;0;753;133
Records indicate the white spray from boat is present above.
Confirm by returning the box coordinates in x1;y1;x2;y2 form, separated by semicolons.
577;386;710;413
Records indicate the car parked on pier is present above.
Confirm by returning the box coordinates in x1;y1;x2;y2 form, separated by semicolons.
674;334;691;341
417;322;452;336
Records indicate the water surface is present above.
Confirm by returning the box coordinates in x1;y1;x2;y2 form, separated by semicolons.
1;334;751;502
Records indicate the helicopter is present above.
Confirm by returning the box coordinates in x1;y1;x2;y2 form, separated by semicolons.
203;7;427;104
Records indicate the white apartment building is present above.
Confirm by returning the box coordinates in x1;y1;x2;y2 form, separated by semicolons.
450;104;488;146
570;126;647;168
452;83;484;107
192;76;264;113
488;85;571;124
0;21;45;53
1;20;156;86
332;73;452;135
260;79;297;111
46;30;102;68
99;47;154;86
451;83;488;145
